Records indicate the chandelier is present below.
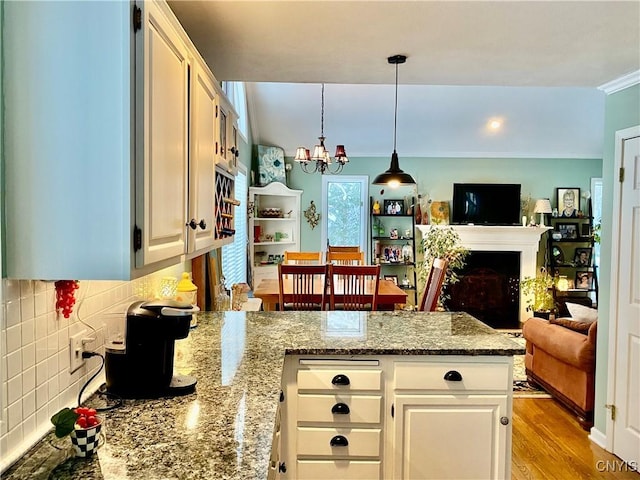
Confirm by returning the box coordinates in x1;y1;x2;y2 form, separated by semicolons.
294;83;348;174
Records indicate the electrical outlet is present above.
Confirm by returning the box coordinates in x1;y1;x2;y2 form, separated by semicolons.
69;330;87;373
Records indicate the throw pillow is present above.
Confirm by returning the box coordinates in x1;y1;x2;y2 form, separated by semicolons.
566;302;598;323
550;317;592;333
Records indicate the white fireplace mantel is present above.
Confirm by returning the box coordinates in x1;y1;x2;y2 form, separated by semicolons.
415;225;550;324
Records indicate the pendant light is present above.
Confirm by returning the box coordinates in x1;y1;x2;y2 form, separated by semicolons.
373;54;416;187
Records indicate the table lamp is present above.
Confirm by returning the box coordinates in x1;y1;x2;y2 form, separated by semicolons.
534;198;552;227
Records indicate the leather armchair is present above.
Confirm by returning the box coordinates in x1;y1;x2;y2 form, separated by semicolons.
522;316;597;429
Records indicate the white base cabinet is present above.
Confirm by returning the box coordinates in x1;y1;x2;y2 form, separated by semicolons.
279;355;513;480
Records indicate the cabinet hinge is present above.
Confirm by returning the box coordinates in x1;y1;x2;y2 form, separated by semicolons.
391;403;394;418
133;225;142;252
279;390;284;402
619;167;625;183
605;404;616;421
133;5;142;32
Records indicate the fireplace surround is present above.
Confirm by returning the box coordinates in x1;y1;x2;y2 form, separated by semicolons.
416;225;549;325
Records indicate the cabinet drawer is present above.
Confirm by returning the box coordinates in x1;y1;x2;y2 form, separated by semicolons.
297;395;382;424
297;369;383;391
297;460;381;479
395;362;510;391
297;427;382;457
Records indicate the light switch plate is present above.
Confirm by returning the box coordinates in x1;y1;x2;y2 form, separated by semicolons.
69;330;87;373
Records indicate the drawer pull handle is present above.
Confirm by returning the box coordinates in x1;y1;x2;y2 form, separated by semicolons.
331;374;350;386
331;402;350;415
330;435;349;447
444;370;463;381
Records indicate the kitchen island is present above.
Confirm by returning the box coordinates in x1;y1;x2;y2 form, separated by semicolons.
4;311;523;480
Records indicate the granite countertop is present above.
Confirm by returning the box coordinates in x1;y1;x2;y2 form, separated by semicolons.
5;310;524;480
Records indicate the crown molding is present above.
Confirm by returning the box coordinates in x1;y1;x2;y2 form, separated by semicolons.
598;70;640;94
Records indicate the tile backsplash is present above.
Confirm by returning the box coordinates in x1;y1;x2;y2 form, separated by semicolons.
0;264;186;472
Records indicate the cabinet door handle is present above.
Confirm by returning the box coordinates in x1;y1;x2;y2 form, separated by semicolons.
198;219;207;230
330;435;349;447
331;374;350;386
187;219;198;230
444;370;463;381
331;402;350;415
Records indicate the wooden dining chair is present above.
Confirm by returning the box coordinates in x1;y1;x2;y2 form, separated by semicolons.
284;251;322;264
327;245;360;253
329;264;381;311
418;258;449;312
326;251;365;266
278;263;328;311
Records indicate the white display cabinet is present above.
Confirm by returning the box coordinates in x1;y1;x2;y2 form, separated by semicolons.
249;182;302;289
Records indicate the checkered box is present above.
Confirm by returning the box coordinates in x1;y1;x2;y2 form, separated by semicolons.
70;421;102;457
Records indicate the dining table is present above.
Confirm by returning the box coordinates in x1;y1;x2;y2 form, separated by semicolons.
253;277;409;311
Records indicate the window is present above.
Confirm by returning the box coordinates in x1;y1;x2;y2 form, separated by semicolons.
321;176;369;254
222;165;248;286
222;81;248;141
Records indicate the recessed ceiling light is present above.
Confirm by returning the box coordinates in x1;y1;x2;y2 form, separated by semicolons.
489;119;502;130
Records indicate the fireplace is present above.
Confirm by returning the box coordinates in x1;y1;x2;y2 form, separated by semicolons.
416;225;548;325
446;251;520;329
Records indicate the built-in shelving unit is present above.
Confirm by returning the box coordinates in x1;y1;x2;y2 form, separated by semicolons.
369;196;417;307
249;182;303;289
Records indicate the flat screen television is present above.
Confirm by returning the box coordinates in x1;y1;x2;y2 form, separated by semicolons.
452;183;521;226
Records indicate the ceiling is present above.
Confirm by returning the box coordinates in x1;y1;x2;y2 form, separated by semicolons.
169;1;640;159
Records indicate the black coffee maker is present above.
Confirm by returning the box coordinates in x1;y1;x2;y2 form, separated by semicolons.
105;300;199;398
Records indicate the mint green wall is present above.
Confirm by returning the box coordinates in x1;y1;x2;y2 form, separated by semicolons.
281;156;602;250
594;84;640;434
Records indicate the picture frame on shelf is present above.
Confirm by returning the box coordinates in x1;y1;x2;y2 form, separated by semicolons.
383;199;404;215
580;223;591;237
575;271;593;290
573;248;592;266
384;275;398;285
556;187;580;218
557;223;578;239
382;246;401;263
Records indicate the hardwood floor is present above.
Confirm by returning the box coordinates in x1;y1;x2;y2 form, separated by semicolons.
512;398;639;479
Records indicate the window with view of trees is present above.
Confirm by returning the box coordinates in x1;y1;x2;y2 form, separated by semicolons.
321;176;368;252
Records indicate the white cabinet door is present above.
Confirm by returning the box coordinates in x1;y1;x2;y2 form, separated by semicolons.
187;59;217;253
393;394;509;480
136;1;189;267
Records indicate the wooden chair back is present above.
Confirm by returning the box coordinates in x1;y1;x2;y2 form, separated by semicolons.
278;263;328;311
418;258;449;312
283;251;322;264
329;264;381;311
326;251;365;266
328;245;361;253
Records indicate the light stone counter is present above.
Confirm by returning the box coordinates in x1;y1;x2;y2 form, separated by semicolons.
4;311;524;480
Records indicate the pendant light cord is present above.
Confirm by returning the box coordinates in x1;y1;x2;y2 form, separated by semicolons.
393;62;398;153
320;83;325;139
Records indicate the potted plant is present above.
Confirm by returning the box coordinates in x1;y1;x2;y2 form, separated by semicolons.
520;267;556;318
418;226;469;309
51;406;103;457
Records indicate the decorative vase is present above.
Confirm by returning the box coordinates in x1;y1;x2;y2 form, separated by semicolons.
70;421;102;457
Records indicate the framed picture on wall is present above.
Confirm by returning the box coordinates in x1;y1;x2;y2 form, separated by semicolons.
556;187;580;218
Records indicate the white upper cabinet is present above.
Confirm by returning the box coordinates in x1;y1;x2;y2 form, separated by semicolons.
136;0;190;267
3;0;233;280
187;56;218;254
216;97;239;176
